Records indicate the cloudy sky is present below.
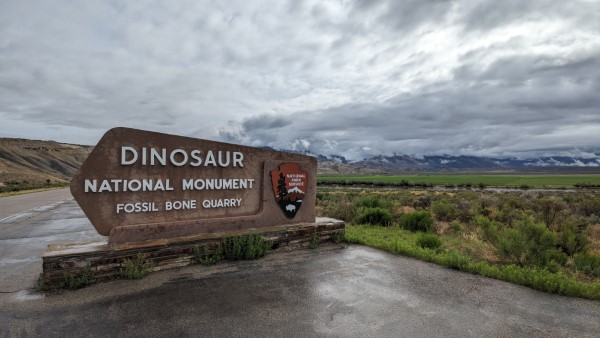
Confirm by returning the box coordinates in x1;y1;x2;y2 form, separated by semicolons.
1;0;599;160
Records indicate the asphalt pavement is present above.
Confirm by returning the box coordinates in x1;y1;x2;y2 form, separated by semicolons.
1;190;599;337
0;191;102;293
0;188;73;221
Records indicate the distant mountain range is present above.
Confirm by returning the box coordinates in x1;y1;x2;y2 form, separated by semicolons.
1;137;599;186
315;153;600;174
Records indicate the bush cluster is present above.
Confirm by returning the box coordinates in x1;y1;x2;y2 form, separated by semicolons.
355;195;388;209
399;211;434;232
574;253;600;277
356;207;392;226
416;234;442;250
222;233;272;260
122;253;155;279
63;267;95;289
496;218;567;271
432;200;459;222
193;245;222;265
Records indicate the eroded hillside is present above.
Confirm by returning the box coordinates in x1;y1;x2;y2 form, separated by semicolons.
0;138;92;185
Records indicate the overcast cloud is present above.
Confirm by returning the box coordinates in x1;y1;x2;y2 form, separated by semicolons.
1;0;599;160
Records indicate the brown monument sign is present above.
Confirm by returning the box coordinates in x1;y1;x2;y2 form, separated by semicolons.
71;127;316;243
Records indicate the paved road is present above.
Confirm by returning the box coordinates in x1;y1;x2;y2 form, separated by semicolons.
0;191;102;293
0;188;73;221
1;193;599;337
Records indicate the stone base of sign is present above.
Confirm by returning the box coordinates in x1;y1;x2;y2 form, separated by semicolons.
40;217;344;290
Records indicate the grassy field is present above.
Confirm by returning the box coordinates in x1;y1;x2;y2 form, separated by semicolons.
318;174;600;188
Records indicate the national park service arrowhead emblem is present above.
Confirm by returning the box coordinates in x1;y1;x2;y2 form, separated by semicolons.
270;162;308;218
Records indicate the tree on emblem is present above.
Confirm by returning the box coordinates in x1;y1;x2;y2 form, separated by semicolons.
277;173;287;201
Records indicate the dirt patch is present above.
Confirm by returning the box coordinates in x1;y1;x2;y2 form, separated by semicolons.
402;206;416;214
436;221;450;235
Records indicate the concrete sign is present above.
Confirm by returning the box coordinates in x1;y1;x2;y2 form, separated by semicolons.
71;127;316;243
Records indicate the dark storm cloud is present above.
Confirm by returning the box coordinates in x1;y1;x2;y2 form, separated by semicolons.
460;0;545;31
461;0;600;32
243;115;292;131
1;0;599;159
222;39;600;159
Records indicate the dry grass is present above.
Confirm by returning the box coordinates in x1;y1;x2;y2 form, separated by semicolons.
402;206;416;214
589;224;600;255
442;229;502;263
436;221;450;235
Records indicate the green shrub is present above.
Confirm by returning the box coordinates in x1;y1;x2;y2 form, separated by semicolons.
578;196;600;216
309;231;320;249
316;192;332;202
496;218;567;268
432;200;459;222
556;217;590;256
399;211;434;232
332;230;345;244
574;253;600;277
472;215;501;243
64;267;95;289
533;196;566;227
416;234;442;250
412;195;432;209
498;203;518;227
497;228;527;265
222;233;272;260
477;195;498;217
450;220;462;233
456;199;474;222
355;195;387;209
586;214;600;225
318;193;358;221
539;251;569;273
356;207;392;226
193;245;222;265
122;253;155;279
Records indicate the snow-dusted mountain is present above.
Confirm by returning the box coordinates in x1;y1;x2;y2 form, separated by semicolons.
288;187;305;194
314;153;600;174
2;137;598;182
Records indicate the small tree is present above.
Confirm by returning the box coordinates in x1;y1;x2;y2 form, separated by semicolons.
534;196;566;228
277;173;287;200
